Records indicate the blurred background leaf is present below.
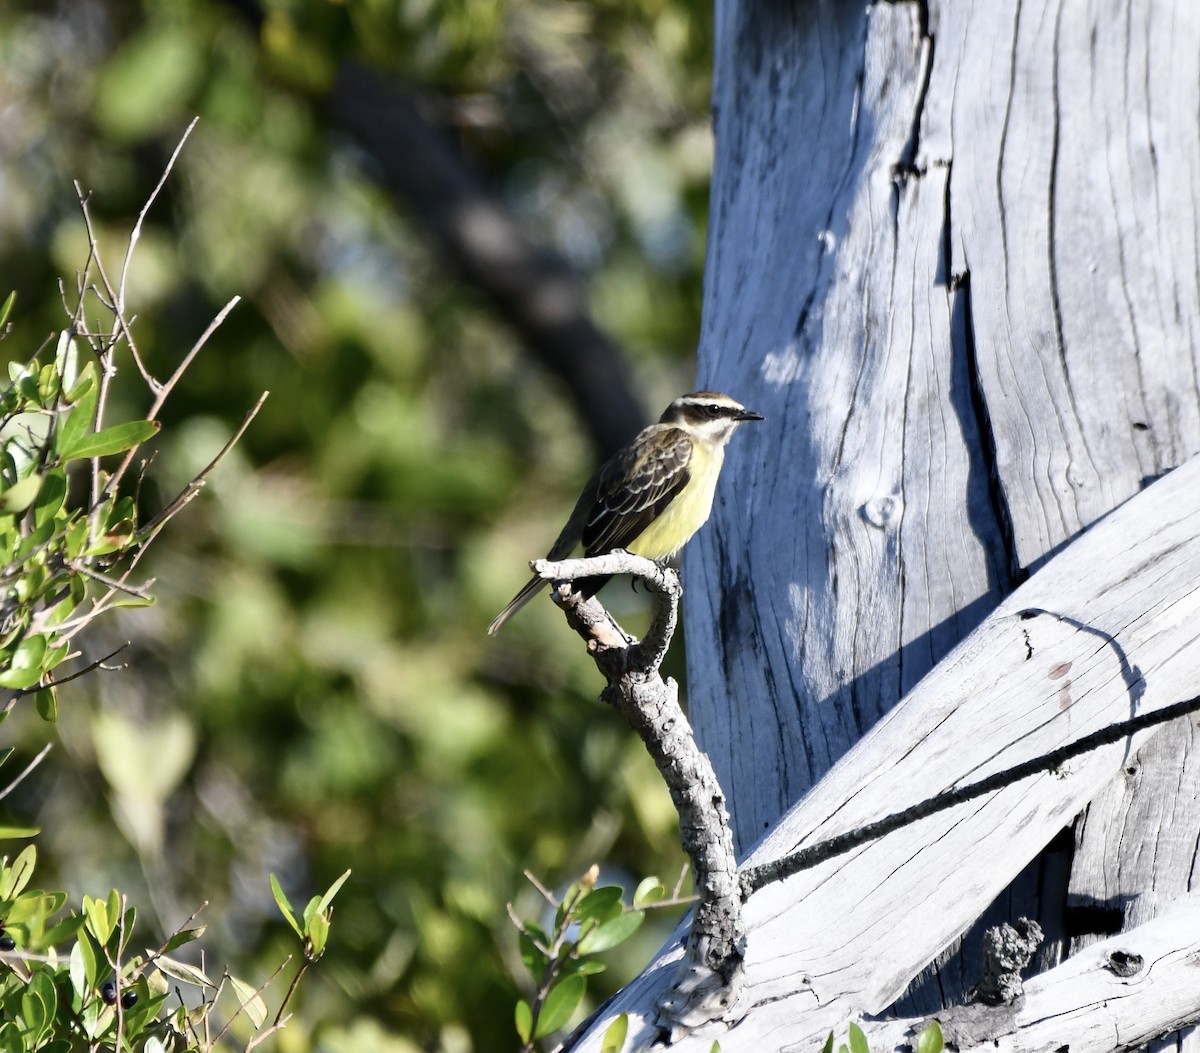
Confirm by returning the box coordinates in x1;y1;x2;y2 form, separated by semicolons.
0;0;713;1046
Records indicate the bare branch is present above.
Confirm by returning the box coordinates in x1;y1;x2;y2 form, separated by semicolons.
115;117;199;353
534;550;743;1038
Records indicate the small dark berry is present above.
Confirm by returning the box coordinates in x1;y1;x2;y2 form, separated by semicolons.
100;980;117;1005
120;989;138;1009
0;935;15;952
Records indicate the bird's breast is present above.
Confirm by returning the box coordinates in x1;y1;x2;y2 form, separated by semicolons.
627;442;723;560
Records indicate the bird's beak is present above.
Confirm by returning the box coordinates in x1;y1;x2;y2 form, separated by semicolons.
735;408;765;422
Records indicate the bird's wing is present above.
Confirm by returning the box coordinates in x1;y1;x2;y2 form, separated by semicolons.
582;427;692;555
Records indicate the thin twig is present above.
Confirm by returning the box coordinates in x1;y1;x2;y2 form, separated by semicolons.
0;744;52;801
149;295;241;420
135;389;268;542
115;116;200;381
45;645;130;688
523;868;560;907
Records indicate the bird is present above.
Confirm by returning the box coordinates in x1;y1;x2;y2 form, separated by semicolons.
488;391;763;634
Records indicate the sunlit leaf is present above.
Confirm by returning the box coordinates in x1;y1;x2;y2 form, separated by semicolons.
314;868;352;916
600;1012;628;1053
0;845;37;899
534;973;586;1038
574;885;623;923
157;926;205;956
915;1020;944;1053
514;999;532;1044
305;911;329;959
270;874;303;937
575;909;643;955
632;876;666;908
0;474;42;515
153;952;214;989
228;975;268;1029
848;1022;869;1053
59;419;160;462
0;633;48;689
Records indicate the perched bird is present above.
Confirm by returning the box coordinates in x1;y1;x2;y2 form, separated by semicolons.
488;391;763;634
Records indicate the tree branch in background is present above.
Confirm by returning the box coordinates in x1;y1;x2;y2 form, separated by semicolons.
326;61;647;458
531;551;743;1038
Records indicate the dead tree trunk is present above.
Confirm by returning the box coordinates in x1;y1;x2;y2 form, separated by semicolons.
566;0;1200;1049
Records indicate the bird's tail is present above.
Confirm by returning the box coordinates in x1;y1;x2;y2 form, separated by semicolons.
487;575;549;635
487;572;613;634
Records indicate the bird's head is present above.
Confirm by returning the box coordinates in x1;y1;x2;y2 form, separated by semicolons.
659;391;764;445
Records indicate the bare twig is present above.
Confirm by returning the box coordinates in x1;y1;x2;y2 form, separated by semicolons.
115;116;199;383
135;389;269;543
0;743;53;801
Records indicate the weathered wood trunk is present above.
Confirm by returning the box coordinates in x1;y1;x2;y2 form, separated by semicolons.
567;0;1200;1048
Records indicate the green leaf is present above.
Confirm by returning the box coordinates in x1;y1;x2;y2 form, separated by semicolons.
301;894;321;927
0;827;39;840
153;952;214;989
34;687;57;723
576;909;643;955
270;874;303;937
63;362;95;404
158;925;205;956
314;868;351;916
514;998;532;1044
82;895;111;945
0;634;48;689
821;1032;835;1053
70;939;87;997
848;1022;869;1053
106;888;121;938
534;973;586;1039
600;1012;628;1053
228;975;268;1029
53;329;76;393
1;845;36;899
21;969;56;1045
915;1020;944;1053
559;958;606;978
574;886;623;923
518;929;548;978
305;911;329;959
632;876;666;908
0;292;14;332
78;931;102;990
59;419;160;462
0;474;42;515
55;374;97;458
33;470;67;527
39;912;85;950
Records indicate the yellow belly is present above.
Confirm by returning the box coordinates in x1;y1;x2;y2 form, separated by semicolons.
627;443;722;560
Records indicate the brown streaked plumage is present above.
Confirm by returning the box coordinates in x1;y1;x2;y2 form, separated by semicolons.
488;391;763;634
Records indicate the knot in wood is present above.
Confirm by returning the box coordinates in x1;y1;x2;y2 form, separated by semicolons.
975;917;1043;1006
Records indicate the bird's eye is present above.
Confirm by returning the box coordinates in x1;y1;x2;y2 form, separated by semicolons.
704;404;722;418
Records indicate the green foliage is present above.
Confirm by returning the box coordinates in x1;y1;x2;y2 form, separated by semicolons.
916;1020;944;1053
511;866;660;1050
820;1020;944;1053
0;0;710;1046
0;844;348;1052
0;324;163;719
